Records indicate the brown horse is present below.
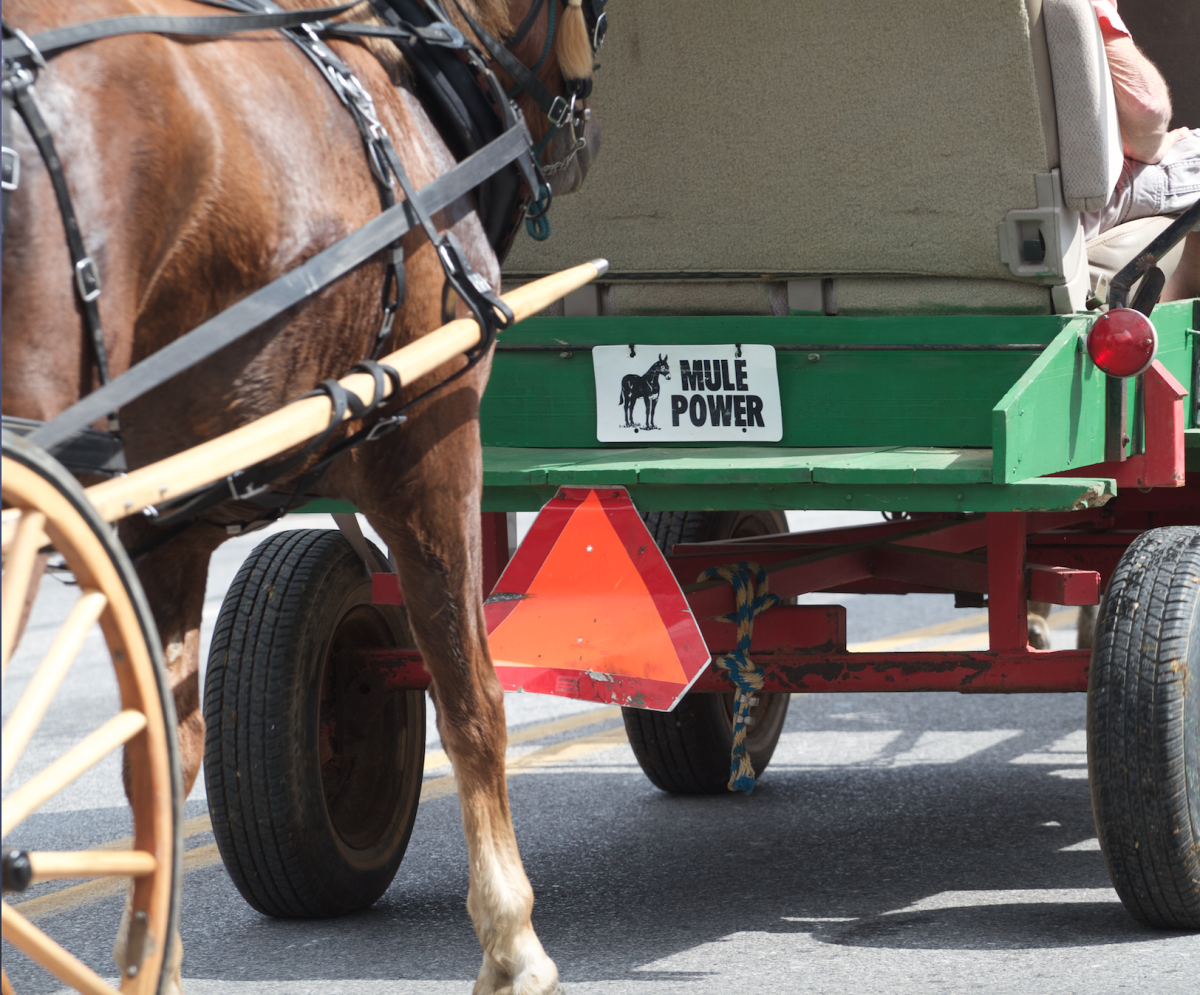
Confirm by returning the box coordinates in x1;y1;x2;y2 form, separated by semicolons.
1;0;599;991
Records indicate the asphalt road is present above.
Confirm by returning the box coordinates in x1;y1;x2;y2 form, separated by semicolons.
5;511;1197;994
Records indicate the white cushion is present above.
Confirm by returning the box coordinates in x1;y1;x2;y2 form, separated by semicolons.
1042;0;1123;211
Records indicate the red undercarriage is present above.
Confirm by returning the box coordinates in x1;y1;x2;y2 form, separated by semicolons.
349;478;1199;697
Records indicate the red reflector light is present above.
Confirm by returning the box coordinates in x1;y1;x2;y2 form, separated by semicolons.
1086;308;1157;377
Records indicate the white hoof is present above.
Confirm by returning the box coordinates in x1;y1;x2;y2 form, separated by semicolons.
1027;614;1052;650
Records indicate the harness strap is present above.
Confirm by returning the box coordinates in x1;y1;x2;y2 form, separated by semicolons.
28;122;531;454
3;66;114;408
506;0;546;48
1;52;15;235
451;0;570;129
0;3;360;63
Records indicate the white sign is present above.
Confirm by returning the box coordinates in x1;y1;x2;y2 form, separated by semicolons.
592;344;782;442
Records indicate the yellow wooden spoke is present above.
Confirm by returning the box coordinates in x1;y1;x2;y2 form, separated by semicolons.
1;902;120;995
1;710;147;837
2;510;47;677
27;850;156;883
2;590;107;786
1;966;15;995
1;507;22;553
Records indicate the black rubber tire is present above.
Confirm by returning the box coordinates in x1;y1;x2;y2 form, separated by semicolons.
623;510;791;794
203;529;425;918
1087;525;1200;929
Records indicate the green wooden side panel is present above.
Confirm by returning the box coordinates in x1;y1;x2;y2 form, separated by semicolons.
482;446;994;487
481;315;1066;450
991;301;1196;483
991;318;1103;484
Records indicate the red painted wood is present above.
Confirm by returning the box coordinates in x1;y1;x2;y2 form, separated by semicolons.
1027;563;1101;605
342;645;1090;695
1055;360;1187;489
690;650;1089;693
987;512;1027;651
871;545;988;593
370;572;403;606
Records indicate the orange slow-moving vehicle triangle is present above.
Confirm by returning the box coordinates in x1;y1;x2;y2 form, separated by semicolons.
489;489;688;683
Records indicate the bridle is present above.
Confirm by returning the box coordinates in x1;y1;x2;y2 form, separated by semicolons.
449;0;607;237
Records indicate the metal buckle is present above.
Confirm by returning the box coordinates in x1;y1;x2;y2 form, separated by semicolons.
591;11;608;51
365;413;407;442
11;28;48;69
547;95;570;128
74;258;101;303
226;472;270;502
377;302;397;342
1;147;19;191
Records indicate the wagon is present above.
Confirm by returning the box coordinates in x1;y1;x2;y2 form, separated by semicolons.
4;1;1199;991
213;0;1197;933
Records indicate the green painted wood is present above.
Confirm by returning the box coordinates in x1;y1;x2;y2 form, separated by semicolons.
482;315;1061;450
481;446;996;487
991;303;1196;483
479;476;1115;514
991;318;1105;484
292;498;357;514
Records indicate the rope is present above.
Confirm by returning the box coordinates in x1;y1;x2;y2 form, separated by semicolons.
696;561;780;794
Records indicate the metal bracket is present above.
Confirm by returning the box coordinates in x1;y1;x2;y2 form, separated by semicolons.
1;146;19;191
122;909;149;978
11;27;48;68
74;257;101;303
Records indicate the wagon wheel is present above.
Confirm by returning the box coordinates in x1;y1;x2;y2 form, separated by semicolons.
623;510;792;794
1;432;181;993
203;529;424;918
1087;525;1200;929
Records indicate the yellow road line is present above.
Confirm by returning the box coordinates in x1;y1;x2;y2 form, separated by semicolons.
420;726;629;802
848;612;988;652
423;705;621;771
852;608;1081;654
13;715;628;921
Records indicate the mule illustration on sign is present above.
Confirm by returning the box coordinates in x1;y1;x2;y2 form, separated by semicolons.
619;353;671;430
594;344;783;442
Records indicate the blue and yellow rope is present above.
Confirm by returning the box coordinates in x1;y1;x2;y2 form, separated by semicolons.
696;561;780;794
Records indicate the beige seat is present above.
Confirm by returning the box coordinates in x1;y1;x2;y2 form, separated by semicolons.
506;0;1135;318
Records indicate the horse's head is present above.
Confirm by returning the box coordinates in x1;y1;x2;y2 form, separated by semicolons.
496;0;605;195
654;354;670;379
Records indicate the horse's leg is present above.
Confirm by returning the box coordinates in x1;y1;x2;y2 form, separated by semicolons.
111;521;225;992
1026;599;1053;649
356;418;559;995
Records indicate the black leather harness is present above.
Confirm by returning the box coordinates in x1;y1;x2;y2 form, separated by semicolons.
0;1;578;525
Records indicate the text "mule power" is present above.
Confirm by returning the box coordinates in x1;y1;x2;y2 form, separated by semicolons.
593;344;782;442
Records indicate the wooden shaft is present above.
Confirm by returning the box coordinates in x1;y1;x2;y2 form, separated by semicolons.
1;709;147;837
1;903;120;995
2;509;47;677
27;849;157;883
85;260;608;523
2;966;15;995
2;590;108;786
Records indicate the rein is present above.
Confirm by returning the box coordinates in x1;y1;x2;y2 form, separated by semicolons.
1;0;554;523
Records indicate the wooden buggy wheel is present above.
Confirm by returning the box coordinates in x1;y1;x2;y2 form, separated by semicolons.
2;432;181;994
